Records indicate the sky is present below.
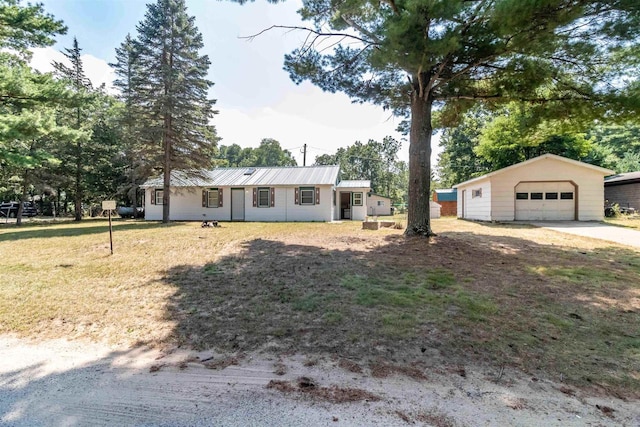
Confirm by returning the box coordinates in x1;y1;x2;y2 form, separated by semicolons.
31;0;442;166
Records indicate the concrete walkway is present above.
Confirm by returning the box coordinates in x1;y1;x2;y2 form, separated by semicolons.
530;221;640;249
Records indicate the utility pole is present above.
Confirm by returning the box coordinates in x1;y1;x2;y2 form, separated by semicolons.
302;143;307;166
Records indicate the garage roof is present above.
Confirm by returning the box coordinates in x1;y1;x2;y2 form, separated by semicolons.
453;154;614;188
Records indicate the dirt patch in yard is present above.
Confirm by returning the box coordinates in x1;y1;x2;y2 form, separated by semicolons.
1;219;638;401
161;222;640;398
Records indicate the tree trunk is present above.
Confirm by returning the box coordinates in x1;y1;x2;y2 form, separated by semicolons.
74;107;82;221
405;89;435;237
162;115;171;223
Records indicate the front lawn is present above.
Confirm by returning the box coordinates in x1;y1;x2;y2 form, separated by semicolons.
0;217;638;397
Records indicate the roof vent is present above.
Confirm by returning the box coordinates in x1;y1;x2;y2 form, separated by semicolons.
244;167;256;175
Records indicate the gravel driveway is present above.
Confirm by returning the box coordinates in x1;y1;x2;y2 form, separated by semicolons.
530;221;640;248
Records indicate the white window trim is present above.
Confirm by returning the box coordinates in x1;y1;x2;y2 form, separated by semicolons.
155;189;164;205
472;188;482;198
257;187;270;208
300;187;315;205
353;192;363;206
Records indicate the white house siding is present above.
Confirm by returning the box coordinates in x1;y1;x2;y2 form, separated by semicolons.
334;188;369;220
488;157;606;221
145;185;334;222
366;194;392;216
457;179;492;221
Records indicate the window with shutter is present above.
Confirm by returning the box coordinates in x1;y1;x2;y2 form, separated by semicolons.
300;187;315;205
257;187;270;207
206;188;219;208
155;190;164;205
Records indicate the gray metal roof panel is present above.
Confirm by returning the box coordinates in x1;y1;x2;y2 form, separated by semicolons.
337;180;371;188
141;166;340;188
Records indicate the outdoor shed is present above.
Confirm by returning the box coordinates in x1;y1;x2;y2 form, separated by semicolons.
142;165;340;222
433;189;457;216
604;172;640;211
367;193;392;216
335;180;371;221
453;154;613;221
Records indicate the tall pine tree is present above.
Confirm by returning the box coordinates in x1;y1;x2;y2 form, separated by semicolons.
111;34;146;210
134;0;218;223
52;37;93;220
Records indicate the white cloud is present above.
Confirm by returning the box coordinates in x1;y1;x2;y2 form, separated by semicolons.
30;47;115;93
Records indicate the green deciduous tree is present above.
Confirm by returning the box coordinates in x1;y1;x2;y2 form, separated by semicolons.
243;0;640;236
314;137;407;204
217;139;297;167
134;0;219;222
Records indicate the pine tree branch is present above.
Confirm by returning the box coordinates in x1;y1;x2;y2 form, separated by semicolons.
241;25;380;47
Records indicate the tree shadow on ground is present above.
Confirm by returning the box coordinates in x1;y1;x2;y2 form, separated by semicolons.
160;231;640;397
0;220;178;242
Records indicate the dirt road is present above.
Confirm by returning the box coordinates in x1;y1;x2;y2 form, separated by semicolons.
1;336;637;426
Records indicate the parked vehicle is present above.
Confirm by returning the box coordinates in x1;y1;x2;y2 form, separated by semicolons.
0;201;38;218
116;206;145;218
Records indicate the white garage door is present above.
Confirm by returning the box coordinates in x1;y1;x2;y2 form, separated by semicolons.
515;182;575;221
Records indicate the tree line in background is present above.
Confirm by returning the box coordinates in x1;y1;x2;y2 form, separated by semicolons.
2;0;221;224
1;0;404;225
436;104;640;188
251;0;640;236
314;136;409;206
4;0;640;228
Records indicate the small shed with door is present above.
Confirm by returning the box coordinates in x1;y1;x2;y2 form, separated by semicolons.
453;154;613;221
604;171;640;211
141;165;340;222
367;193;392;216
335;180;371;221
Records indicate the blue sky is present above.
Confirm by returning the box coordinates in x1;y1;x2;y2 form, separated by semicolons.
33;0;439;165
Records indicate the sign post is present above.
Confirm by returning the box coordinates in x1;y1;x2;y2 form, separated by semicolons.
102;200;116;255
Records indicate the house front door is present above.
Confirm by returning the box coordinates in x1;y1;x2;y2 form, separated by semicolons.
340;192;351;219
231;188;245;221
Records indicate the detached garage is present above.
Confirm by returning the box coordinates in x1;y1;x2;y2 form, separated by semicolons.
453;154;613;221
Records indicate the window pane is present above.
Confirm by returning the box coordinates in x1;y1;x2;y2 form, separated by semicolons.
208;190;218;207
516;193;528;200
258;188;270;207
531;193;543;200
560;192;574;200
353;192;363;206
300;187;314;204
545;192;558;200
156;190;164;205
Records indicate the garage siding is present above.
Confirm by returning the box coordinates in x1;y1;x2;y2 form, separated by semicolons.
457;179;492;220
490;157;606;221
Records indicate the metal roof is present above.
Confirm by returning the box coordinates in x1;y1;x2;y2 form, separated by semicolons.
604;171;640;185
337;180;371;188
434;188;457;201
454;154;614;188
141;165;340;188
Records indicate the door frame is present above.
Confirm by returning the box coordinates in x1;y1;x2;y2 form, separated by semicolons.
340;191;351;219
231;188;245;221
